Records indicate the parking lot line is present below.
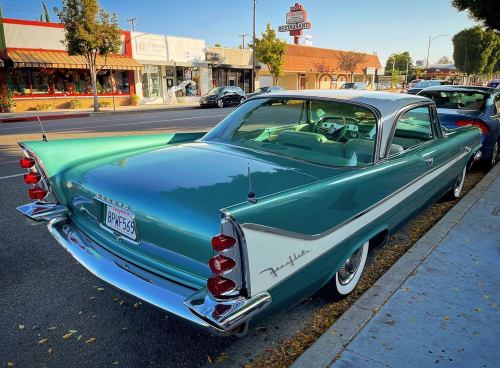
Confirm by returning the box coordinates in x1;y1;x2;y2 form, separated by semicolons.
0;173;24;180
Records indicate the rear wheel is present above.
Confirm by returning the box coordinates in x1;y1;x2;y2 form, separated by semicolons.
333;241;369;297
217;99;224;108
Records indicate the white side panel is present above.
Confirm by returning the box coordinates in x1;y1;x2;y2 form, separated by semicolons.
243;151;468;296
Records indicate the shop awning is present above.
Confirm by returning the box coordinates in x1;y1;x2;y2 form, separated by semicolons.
6;49;142;71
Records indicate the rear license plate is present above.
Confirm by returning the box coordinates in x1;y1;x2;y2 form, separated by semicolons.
104;205;137;240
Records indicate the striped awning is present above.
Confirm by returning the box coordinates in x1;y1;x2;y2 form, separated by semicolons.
6;49;142;70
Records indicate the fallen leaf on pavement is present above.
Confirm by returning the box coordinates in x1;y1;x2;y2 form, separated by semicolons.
77;335;83;341
78;311;83;315
62;331;76;339
207;355;213;364
133;302;142;308
97;287;105;292
48;346;54;354
38;338;48;344
112;362;119;365
85;337;96;344
444;316;450;320
48;326;57;330
7;362;14;367
18;324;25;330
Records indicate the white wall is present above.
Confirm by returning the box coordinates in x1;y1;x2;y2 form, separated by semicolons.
4;22;126;53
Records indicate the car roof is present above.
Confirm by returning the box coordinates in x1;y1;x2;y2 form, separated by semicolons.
420;85;494;94
264;89;429;115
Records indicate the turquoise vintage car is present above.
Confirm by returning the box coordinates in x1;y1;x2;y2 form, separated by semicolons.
17;90;481;335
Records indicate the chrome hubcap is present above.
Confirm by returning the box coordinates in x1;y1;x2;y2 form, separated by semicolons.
338;247;363;285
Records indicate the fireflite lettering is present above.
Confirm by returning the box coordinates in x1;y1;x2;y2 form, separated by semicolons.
260;249;311;278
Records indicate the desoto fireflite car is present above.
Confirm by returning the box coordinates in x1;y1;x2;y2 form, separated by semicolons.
17;90;481;335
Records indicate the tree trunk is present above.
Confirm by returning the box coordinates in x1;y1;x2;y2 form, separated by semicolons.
88;54;99;112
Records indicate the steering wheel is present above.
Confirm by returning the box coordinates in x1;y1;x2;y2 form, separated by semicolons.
316;116;360;142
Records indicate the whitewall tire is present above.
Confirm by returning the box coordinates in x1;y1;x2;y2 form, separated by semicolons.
334;241;369;296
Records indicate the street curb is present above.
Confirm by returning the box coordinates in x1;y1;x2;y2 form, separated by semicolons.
0;105;200;123
291;163;500;368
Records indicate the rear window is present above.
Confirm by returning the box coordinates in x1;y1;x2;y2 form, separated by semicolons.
420;90;487;111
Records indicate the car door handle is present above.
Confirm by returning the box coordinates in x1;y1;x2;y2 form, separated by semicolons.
425;157;434;166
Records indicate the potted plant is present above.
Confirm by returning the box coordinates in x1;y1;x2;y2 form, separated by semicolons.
0;87;16;112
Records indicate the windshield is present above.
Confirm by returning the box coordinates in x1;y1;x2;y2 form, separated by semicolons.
420;90;487;111
254;87;269;93
341;83;355;89
208;87;224;95
414;81;431;88
202;98;378;167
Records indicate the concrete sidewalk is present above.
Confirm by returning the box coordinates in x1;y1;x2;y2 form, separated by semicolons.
0;102;200;123
293;164;500;368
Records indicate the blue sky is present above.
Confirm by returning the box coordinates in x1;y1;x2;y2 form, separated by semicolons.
3;0;477;66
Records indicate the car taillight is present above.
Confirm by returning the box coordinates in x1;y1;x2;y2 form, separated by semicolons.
207;275;236;297
456;119;489;135
20;157;36;168
29;186;48;200
24;172;41;184
209;255;236;274
211;234;236;252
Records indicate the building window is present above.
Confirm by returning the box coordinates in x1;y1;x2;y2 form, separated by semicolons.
142;65;162;98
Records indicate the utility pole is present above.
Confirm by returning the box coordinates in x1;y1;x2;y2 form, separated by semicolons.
239;33;249;49
252;0;257;92
127;17;137;32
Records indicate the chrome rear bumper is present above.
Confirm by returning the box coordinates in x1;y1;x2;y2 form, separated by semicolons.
18;203;271;334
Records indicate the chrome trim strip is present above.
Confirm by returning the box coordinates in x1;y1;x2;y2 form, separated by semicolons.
16;202;69;222
240;150;469;241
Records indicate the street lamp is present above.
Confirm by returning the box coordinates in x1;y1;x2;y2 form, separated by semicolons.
425;34;448;69
252;0;258;92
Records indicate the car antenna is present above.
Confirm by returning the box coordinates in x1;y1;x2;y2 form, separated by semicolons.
247;163;257;204
36;116;49;142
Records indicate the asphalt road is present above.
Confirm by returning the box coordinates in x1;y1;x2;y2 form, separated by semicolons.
0;107;327;368
0;108;485;368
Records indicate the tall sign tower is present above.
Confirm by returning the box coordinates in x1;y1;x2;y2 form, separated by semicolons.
278;3;312;45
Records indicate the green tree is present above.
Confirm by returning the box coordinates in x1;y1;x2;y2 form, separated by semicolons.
453;26;499;75
451;0;499;31
54;0;121;112
214;43;222;47
254;24;287;84
384;52;413;75
42;1;51;22
337;51;366;82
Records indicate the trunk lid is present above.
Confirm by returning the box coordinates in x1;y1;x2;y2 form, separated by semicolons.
63;142;332;287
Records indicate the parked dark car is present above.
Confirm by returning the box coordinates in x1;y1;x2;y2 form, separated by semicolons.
419;85;500;167
245;85;284;99
487;79;500;88
407;80;450;94
340;82;367;90
199;86;245;108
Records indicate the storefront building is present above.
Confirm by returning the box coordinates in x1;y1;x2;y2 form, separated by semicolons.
257;44;381;90
423;63;460;82
205;47;253;93
130;32;209;103
0;18;142;111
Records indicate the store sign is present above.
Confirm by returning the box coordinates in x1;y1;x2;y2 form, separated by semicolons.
144;65;159;73
278;22;311;32
286;10;305;24
366;67;376;75
136;35;167;57
278;3;312;43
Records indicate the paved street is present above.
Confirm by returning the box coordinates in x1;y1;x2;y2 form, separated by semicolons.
0;107;491;368
0;107;326;368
